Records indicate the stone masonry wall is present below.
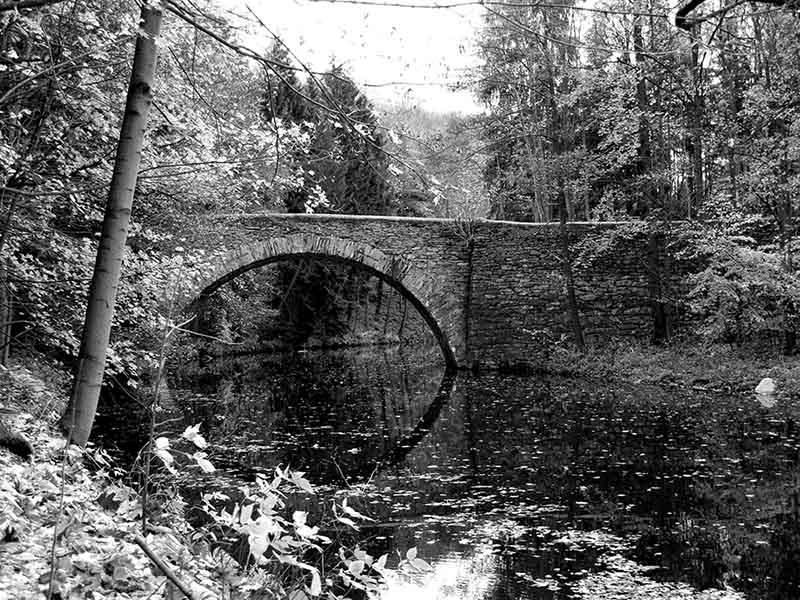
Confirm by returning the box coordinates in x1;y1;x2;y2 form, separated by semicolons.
467;221;680;369
193;214;685;370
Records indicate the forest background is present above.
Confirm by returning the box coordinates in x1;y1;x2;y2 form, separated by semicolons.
0;0;799;391
1;0;800;598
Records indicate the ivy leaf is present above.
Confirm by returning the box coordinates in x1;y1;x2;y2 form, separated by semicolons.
239;503;254;525
248;535;268;559
374;554;387;571
154;448;174;468
290;471;314;494
309;569;322;596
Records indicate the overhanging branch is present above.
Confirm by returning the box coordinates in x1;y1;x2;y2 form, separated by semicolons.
0;0;65;12
675;0;793;29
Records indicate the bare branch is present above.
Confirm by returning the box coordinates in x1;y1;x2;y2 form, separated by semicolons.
310;0;672;19
0;40;123;106
132;534;201;600
0;0;65;12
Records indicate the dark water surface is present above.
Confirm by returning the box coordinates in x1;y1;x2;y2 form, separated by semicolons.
163;346;800;599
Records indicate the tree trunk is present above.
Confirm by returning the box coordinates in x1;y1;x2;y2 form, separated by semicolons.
633;15;654;213
0;262;11;365
559;187;585;349
61;5;162;447
778;191;796;354
647;231;668;343
0;191;17;365
687;23;704;218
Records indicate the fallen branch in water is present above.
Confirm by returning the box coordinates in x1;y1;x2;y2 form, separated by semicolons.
132;533;204;600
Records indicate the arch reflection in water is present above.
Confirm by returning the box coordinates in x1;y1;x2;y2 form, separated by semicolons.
166;346;449;484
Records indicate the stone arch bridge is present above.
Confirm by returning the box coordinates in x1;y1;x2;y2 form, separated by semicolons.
184;213;679;370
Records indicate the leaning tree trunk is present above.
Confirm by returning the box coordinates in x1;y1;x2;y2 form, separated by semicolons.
61;5;162;447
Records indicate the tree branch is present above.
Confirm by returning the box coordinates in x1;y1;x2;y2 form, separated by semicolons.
132;534;202;600
0;41;122;107
0;0;65;12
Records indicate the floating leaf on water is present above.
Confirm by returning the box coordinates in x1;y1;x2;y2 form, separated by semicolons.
341;498;374;522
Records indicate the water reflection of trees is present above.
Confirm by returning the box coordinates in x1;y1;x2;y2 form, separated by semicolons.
167;347;445;483
165;348;800;598
371;375;800;597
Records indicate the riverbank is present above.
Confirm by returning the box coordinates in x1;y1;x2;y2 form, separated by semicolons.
547;338;800;398
0;363;387;600
0;365;236;600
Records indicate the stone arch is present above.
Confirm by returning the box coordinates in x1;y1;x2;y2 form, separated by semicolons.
184;234;458;369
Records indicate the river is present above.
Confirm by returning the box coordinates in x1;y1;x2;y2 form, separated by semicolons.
159;345;800;599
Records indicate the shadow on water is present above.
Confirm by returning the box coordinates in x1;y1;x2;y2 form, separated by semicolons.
125;345;800;600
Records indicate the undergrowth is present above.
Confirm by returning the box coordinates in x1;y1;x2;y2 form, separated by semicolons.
0;364;429;600
547;337;800;397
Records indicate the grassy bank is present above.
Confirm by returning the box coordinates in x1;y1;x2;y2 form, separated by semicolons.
546;338;800;398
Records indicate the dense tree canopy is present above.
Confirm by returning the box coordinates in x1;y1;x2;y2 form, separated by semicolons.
263;56;394;215
2;0;800;387
0;0;279;378
473;0;800;230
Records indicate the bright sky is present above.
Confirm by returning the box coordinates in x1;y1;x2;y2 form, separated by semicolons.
223;0;485;114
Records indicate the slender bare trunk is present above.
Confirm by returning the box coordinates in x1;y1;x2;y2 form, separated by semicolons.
633;15;654;213
61;5;162;447
687;23;704;217
777;191;796;354
0;262;10;365
559;188;584;348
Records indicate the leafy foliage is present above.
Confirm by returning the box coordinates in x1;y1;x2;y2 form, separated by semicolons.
681;231;800;345
0;0;280;379
263;53;395;216
472;0;800;228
